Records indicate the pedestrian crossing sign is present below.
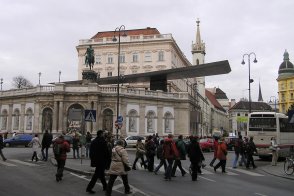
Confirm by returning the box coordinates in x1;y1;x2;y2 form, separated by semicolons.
85;110;96;122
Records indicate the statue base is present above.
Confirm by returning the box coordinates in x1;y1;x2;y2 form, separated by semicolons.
82;70;97;84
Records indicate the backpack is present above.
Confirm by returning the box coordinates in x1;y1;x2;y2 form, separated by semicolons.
53;143;63;156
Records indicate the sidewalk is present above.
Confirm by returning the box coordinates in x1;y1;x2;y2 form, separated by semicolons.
260;162;294;180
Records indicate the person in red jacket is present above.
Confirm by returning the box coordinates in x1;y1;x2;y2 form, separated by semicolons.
214;137;227;173
162;134;179;181
209;137;219;167
53;135;70;182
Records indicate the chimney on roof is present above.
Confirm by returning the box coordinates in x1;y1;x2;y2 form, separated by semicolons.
147;27;151;29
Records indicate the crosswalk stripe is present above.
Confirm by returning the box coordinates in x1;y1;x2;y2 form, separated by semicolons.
9;159;39;166
228;167;264;176
0;160;17;166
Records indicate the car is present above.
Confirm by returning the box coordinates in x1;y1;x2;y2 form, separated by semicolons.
4;134;33;147
52;135;73;145
199;138;214;152
124;136;145;148
225;136;238;151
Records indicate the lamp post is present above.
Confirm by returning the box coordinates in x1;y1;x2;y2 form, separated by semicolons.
241;52;257;114
59;71;61;83
0;78;3;91
38;72;42;85
113;25;127;140
270;96;277;112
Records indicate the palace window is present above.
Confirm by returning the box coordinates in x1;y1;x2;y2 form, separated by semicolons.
144;52;152;62
107;72;112;77
13;109;20;130
158;51;164;61
107;54;113;64
132;53;138;62
95;55;101;64
120;54;125;63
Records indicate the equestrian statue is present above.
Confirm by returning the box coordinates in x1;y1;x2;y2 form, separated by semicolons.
85;45;95;70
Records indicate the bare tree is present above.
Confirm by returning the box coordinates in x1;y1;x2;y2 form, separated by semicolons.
12;75;33;89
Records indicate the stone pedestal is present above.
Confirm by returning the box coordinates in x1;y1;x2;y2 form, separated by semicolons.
82;70;98;84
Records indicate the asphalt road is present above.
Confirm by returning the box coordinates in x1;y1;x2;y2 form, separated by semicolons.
0;148;293;196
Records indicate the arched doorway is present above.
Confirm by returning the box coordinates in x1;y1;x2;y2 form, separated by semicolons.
67;104;85;134
102;108;113;133
42;108;53;132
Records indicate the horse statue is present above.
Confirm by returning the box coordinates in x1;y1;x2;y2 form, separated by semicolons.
85;45;95;70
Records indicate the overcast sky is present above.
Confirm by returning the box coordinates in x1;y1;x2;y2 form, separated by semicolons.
1;0;293;102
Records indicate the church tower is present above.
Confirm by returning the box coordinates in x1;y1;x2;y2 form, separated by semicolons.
258;82;264;102
192;19;206;98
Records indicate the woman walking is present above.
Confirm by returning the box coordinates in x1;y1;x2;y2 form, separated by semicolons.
132;138;147;170
154;139;167;175
214;137;227;173
29;134;41;162
106;140;132;196
270;137;278;166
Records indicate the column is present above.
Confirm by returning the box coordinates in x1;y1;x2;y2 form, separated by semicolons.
58;101;63;133
34;102;40;133
20;104;25;132
139;104;145;136
52;101;58;133
7;104;13;133
157;105;163;136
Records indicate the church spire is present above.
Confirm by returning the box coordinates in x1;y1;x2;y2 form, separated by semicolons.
258;81;264;102
192;18;205;55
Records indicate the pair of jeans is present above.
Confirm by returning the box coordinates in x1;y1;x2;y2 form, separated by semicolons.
154;159;167;173
164;159;174;180
190;162;199;181
32;151;38;161
210;157;216;166
73;148;79;158
106;174;130;196
85;143;91;158
214;160;226;172
132;156;147;169
171;159;186;176
87;167;107;191
56;159;66;178
41;147;49;161
0;149;6;161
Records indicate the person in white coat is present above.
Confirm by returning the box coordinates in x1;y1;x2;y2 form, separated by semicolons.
29;134;41;162
105;140;132;196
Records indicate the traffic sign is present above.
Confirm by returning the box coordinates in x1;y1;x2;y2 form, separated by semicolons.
85;110;96;122
118;115;123;123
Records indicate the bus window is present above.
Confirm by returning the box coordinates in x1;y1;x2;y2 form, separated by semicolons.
280;118;294;132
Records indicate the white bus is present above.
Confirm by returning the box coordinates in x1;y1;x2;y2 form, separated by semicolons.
247;112;294;158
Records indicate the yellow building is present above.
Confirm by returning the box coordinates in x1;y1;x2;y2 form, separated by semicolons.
277;50;294;113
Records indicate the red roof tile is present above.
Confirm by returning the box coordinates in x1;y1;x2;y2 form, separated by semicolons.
205;90;226;112
91;27;161;39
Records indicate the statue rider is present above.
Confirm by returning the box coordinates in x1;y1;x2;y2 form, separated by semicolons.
85;45;95;70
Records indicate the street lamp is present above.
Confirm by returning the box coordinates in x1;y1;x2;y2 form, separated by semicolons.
38;72;42;85
59;70;61;83
270;96;277;112
241;52;257;114
113;25;127;140
0;78;3;91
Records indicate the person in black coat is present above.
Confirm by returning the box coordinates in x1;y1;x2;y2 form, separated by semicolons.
0;134;7;161
86;130;111;194
187;136;204;181
41;130;53;161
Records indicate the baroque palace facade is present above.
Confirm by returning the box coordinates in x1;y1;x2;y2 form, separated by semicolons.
0;21;230;137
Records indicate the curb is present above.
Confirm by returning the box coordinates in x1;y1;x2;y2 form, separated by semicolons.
260;167;294;181
50;157;93;177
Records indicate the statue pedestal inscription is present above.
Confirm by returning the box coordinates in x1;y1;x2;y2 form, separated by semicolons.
82;70;98;84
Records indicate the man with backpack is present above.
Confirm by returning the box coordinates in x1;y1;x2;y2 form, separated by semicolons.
232;135;246;168
162;134;179;181
245;136;257;169
41;130;53;161
53;135;70;182
171;135;187;177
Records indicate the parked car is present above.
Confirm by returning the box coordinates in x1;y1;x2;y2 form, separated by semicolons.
4;134;33;147
124;136;145;148
199;138;214;152
52;135;73;145
225;136;238;151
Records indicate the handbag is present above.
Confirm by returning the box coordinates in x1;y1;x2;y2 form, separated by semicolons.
115;148;131;172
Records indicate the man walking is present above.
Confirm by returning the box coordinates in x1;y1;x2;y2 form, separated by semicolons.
232;135;246;168
86;130;111;194
53;135;70;182
0;134;7;161
163;134;179;181
246;136;257;169
41;130;53;161
171;135;187;177
187;136;204;181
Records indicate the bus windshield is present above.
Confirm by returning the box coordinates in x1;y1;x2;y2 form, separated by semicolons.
248;117;276;131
